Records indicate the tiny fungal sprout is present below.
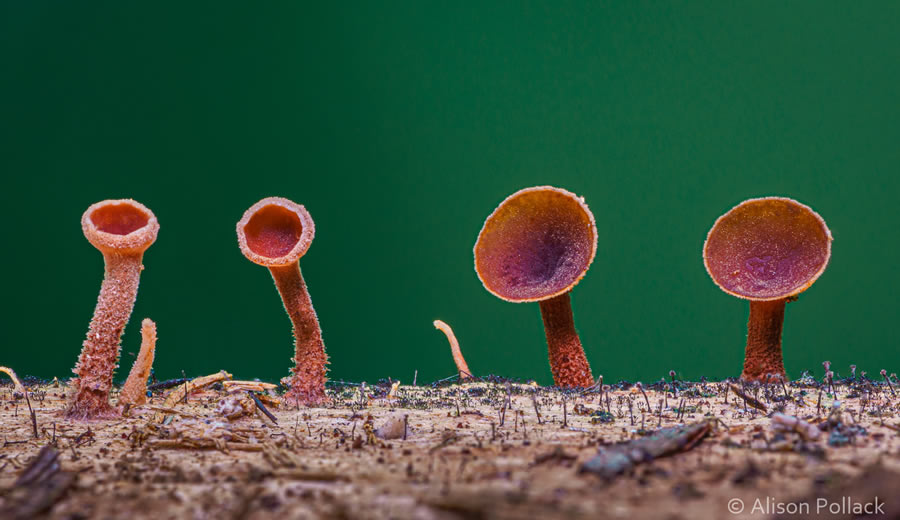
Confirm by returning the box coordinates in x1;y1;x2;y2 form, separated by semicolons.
434;320;473;380
474;186;597;388
704;197;832;382
881;369;895;396
850;365;857;379
119;318;157;407
237;197;327;406
67;199;159;420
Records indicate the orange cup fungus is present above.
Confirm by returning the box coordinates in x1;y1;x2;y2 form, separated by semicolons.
474;186;597;388
237;197;328;406
67;199;159;420
703;197;832;382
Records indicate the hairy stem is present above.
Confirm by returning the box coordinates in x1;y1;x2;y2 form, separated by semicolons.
270;264;328;405
741;299;788;382
67;253;144;419
538;292;594;387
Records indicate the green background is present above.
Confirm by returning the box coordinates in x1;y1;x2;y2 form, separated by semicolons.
2;2;898;386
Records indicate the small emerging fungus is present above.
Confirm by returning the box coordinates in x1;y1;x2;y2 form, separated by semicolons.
237;197;327;406
703;197;832;382
0;366;26;395
119;318;157;407
67;199;159;420
474;186;597;388
433;320;472;380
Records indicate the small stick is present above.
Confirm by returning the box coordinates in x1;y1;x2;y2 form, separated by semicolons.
23;390;38;439
669;370;678;397
249;392;278;424
152;371;232;423
147;378;189;392
779;377;790;399
434;320;473;380
729;384;767;412
532;390;543;424
224;381;278;391
147;439;263;452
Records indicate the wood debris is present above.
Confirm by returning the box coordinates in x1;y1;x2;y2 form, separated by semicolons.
152;370;232;422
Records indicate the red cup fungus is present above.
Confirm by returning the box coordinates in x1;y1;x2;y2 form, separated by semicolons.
66;199;159;420
474;186;597;388
237;197;328;406
703;197;832;382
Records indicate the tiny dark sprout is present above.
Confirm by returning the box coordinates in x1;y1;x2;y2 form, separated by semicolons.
825;371;836;398
669;370;678;398
881;369;896;396
850;365;857;380
635;382;651;411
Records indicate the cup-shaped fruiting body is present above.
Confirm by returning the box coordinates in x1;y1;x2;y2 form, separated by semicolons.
237;197;327;406
703;197;832;382
67;199;159;420
474;186;597;387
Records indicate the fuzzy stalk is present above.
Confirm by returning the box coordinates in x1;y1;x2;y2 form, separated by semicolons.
741;299;788;382
270;263;328;405
67;252;144;419
538;292;594;387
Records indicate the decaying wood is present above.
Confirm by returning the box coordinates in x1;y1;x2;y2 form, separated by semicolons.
151;370;232;422
580;419;715;479
0;376;897;520
0;446;76;520
728;383;768;412
147;439;263;452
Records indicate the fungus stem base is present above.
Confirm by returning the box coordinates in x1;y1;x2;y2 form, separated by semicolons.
538;292;594;388
270;264;328;406
741;299;788;382
67;253;144;420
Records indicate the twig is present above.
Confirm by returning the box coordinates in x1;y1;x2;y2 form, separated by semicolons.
147;439;263;452
146;378;189;392
728;384;768;412
249;392;278;424
152;371;233;423
23;390;38;439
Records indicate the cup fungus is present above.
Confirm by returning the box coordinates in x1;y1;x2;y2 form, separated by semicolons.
67;199;159;420
474;186;597;388
703;197;832;382
237;197;327;406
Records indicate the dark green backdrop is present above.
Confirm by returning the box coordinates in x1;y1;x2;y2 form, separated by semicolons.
2;2;898;386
